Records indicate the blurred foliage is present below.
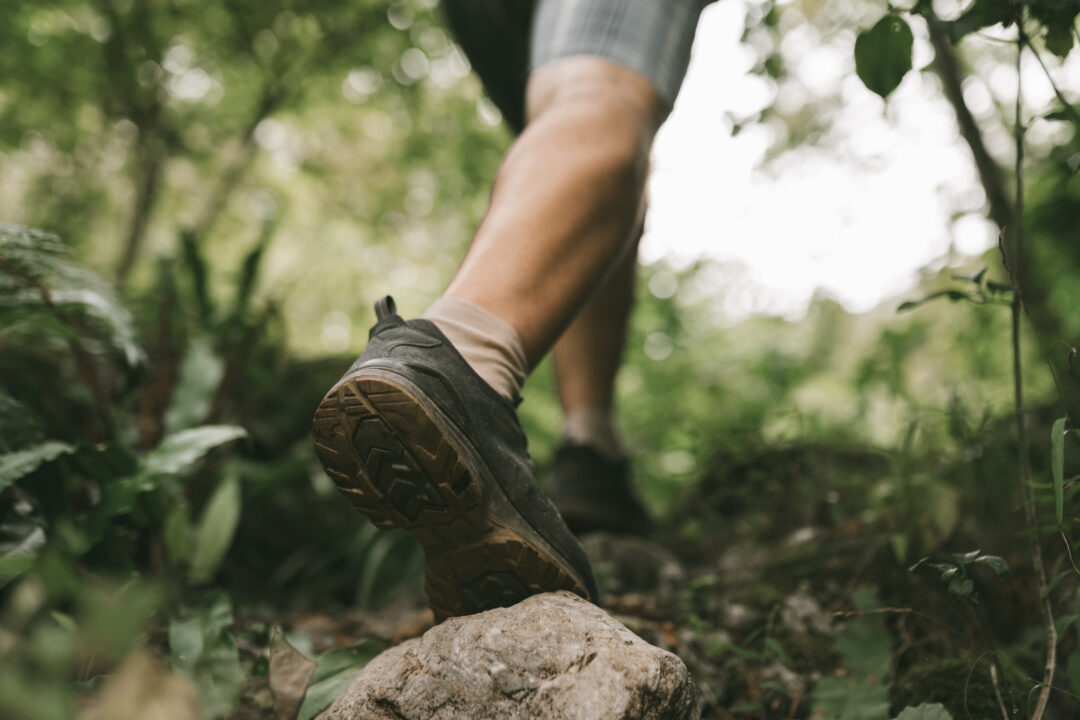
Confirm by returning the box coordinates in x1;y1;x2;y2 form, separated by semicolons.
0;0;508;352
0;0;1079;717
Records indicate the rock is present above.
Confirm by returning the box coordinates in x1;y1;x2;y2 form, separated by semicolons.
319;591;700;720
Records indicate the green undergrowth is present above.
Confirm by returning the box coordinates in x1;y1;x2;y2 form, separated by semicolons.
2;222;1079;719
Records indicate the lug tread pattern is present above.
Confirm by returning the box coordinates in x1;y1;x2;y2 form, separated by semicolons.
312;375;586;621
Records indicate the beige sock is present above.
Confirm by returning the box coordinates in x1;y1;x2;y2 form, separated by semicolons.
562;407;626;462
424;296;528;403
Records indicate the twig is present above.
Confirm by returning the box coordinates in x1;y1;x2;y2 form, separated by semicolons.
829;606;917;618
1022;35;1080;128
1060;530;1080;577
1006;22;1056;720
991;663;1011;720
933;16;1080;427
962;652;988;720
927;18;1013;231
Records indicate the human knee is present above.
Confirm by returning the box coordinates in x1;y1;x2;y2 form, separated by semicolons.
526;58;664;182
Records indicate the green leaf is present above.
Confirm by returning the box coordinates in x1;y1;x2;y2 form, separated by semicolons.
897;290;975;313
0;524;46;587
72;443;138;483
811;675;890;720
0;225;143;368
0;391;43;449
1049;569;1072;593
1069;651;1080;695
1053;417;1067;525
0;441;75;491
890;533;909;562
170;591;244;719
834;618;893;681
892;702;953;720
74;429;235;540
49;287;142;367
141;425;247;481
164;502;193;567
973;554;1010;577
358;532;401;607
855;15;914;99
718;642;766;661
953;550;981;566
948;576;974;601
953;267;988;285
909;557;932;573
942;0;1014;41
81;581;162;663
1046;23;1075;57
296;640;387;720
165;337;225;433
50;611;76;632
1045;109;1077;122
189;476;242;585
1056;613;1078;633
765;636;792;664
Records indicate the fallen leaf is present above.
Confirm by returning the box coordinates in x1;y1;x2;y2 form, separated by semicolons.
80;647;201;720
269;627;317;720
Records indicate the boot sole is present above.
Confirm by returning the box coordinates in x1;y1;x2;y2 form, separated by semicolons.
311;367;587;621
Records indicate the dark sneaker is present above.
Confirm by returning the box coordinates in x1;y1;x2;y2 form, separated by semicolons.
311;297;597;621
547;442;654;536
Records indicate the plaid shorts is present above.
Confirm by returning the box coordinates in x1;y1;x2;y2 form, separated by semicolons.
441;0;711;133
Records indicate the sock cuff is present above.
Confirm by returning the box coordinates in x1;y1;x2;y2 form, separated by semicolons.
562;406;626;462
424;296;528;402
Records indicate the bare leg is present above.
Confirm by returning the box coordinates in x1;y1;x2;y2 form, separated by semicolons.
554;229;639;415
443;58;665;368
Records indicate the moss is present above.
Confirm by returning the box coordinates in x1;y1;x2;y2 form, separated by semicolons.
891;657;1039;719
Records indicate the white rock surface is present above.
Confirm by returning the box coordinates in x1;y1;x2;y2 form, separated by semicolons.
319;591;699;720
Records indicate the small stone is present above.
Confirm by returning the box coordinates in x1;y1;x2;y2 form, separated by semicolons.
319;591;700;720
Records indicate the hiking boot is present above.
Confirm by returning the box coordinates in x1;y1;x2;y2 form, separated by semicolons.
311;296;598;621
547;442;654;536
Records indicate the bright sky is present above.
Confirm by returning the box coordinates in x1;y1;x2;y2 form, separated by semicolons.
644;0;1002;319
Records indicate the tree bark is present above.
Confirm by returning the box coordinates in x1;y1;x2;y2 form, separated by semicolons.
929;22;1080;425
928;24;1013;231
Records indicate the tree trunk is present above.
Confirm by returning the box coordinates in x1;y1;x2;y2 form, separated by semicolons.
929;22;1080;424
115;134;166;286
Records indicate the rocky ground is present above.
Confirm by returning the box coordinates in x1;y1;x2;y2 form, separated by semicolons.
210;443;1043;719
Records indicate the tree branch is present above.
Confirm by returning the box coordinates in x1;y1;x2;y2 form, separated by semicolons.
1004;23;1055;719
929;17;1080;426
927;20;1014;231
1023;36;1080;126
